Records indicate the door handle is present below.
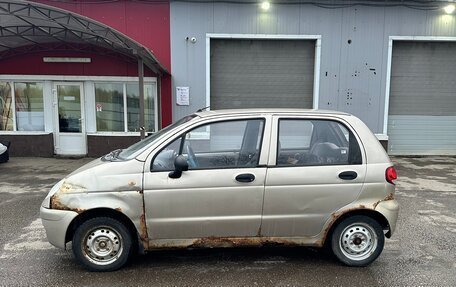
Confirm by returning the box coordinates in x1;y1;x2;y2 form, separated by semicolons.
338;171;358;180
235;173;255;183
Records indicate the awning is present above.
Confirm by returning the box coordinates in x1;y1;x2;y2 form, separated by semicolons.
0;0;168;75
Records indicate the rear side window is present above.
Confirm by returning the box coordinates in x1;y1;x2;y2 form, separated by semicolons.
277;119;362;166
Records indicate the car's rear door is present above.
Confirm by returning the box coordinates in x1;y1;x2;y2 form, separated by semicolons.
261;115;367;237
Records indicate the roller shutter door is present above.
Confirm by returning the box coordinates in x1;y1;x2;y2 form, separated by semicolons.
210;39;315;109
388;41;456;155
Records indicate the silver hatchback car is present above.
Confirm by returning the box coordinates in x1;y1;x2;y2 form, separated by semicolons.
41;109;399;271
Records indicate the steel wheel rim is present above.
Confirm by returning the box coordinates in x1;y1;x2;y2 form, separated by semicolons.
339;222;377;261
82;226;123;266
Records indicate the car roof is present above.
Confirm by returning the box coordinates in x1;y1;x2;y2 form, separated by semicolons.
195;108;351;118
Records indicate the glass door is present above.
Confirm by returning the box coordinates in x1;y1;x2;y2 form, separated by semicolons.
54;83;86;155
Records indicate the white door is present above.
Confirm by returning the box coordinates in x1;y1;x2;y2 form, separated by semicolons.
53;83;86;155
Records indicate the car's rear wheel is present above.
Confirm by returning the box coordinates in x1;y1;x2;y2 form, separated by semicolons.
72;217;132;272
331;215;384;266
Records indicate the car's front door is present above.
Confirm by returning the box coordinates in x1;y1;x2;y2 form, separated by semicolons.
143;116;270;241
261;116;367;237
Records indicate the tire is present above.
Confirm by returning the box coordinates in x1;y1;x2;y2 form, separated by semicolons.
331;215;384;267
72;217;132;272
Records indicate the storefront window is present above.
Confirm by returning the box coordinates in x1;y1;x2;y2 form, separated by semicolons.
144;84;156;132
95;83;124;132
15;82;44;131
126;83;156;132
126;84;139;132
0;82;13;131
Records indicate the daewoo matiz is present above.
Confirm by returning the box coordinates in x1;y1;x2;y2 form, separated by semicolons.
41;109;399;271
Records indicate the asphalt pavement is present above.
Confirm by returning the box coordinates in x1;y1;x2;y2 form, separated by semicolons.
0;156;455;287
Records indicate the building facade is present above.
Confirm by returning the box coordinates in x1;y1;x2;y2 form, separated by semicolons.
170;0;456;155
1;0;455;156
0;0;171;157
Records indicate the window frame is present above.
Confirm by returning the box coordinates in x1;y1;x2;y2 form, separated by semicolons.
0;80;45;133
0;75;159;136
150;117;267;172
274;117;364;167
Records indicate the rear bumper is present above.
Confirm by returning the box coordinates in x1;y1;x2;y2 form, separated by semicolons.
40;206;78;249
375;199;400;237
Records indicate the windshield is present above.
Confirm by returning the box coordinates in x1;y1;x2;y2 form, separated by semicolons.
117;114;197;160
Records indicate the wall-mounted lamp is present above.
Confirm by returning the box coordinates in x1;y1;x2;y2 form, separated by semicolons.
444;4;455;14
260;1;271;11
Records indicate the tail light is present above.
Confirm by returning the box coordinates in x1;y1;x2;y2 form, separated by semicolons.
386;166;397;185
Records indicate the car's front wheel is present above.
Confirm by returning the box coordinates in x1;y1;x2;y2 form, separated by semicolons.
331;215;384;266
72;217;132;272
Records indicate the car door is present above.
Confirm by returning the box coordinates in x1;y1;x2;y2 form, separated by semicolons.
261;116;367;237
143;116;271;241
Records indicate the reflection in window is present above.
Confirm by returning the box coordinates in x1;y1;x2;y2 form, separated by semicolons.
15;82;44;131
183;119;264;169
0;82;13;131
144;84;156;132
126;84;139;132
57;85;81;133
151;119;265;171
279;120;313;149
277;119;362;166
152;137;182;171
126;83;156;132
95;83;124;132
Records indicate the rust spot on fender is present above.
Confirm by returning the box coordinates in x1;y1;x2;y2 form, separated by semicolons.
139;213;149;249
385;193;394;201
373;193;394;209
191;237;263;248
50;195;85;214
321;211;342;244
314;238;324;247
148;237;301;250
320;205;372;247
59;182;87;193
256;225;262;237
115;207;122;212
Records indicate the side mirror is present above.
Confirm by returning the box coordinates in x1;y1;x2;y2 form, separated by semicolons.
168;155;189;179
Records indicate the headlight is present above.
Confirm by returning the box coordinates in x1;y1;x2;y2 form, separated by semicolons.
41;179;65;208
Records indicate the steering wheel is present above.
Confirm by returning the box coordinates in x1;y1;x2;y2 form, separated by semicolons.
186;145;199;168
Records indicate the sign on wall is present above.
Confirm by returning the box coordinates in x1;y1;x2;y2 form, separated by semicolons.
176;87;190;106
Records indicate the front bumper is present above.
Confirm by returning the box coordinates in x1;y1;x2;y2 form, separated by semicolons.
40;206;78;249
375;199;400;236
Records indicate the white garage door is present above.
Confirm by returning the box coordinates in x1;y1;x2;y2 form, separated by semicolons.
388;41;456;155
210;39;315;109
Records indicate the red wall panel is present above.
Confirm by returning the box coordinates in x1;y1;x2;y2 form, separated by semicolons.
31;0;171;70
0;51;151;76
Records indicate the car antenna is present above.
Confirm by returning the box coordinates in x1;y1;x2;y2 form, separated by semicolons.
196;106;210;112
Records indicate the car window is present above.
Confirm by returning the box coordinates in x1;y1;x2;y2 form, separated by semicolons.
152;119;265;171
277;119;362;166
118;114;196;160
